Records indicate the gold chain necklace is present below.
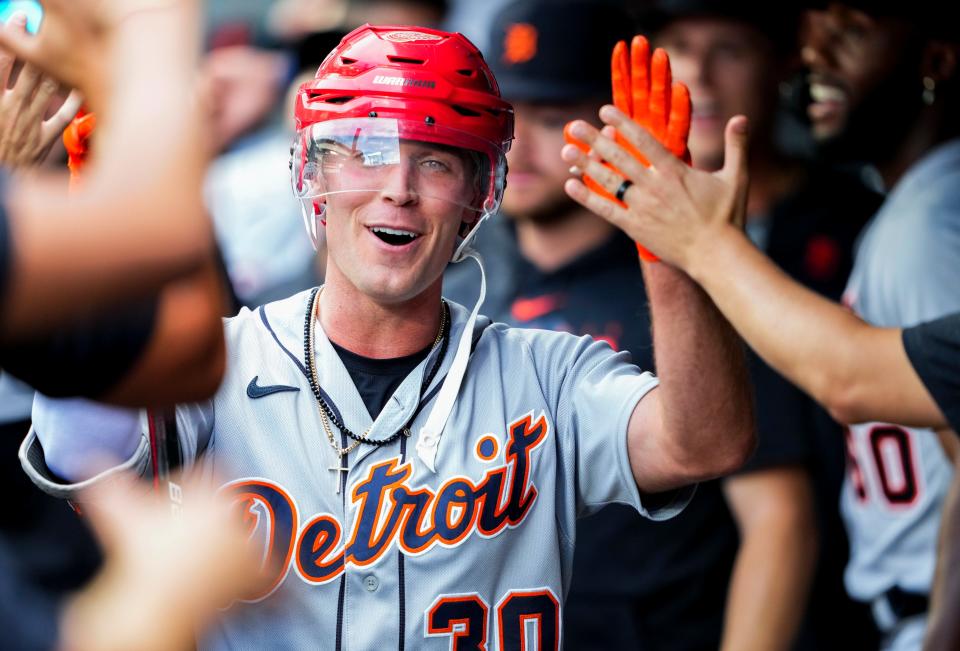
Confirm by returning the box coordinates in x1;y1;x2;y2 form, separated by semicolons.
306;287;447;493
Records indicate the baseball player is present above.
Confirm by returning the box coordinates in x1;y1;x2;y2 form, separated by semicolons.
23;24;754;650
563;2;960;648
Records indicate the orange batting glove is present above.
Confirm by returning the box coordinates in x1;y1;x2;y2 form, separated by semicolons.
565;35;691;261
63;109;96;190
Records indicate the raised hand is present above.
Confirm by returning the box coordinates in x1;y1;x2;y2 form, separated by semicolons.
60;472;272;651
0;0;198;111
0;14;81;169
562;107;749;271
63;109;96;188
564;35;691;261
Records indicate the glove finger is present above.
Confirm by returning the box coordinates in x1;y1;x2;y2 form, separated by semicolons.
77;111;97;139
636;242;659;262
611;40;631;116
649;48;671;140
630;35;650;124
665;82;691;160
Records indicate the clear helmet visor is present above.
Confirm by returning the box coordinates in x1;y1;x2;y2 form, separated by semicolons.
291;118;506;249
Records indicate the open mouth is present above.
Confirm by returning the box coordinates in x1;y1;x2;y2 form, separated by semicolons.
809;82;847;105
370;226;420;246
807;81;848;128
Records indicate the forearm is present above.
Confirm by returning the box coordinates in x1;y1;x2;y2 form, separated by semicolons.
102;256;226;407
1;6;211;338
684;225;937;425
721;527;816;651
924;463;960;651
2;254;224;406
721;470;818;651
644;261;753;479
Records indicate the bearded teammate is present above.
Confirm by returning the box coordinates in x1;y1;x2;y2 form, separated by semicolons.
22;25;753;649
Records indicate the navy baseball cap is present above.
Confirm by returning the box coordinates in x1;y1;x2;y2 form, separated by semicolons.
486;0;635;103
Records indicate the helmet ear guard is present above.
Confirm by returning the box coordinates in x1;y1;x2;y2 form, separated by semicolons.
314;200;326;226
298;198;326;252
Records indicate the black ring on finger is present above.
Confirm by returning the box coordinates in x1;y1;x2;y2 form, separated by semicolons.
614;179;633;202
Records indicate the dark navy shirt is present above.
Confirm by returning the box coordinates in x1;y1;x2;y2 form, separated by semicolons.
904;312;960;433
330;340;432;420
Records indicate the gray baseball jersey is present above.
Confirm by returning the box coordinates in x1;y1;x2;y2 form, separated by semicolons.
841;140;960;617
23;289;691;650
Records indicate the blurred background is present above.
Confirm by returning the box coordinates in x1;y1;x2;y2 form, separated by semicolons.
8;0;960;649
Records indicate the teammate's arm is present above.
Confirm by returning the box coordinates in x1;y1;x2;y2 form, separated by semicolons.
721;467;818;651
905;315;960;651
0;7;226;405
564;108;755;493
0;15;82;170
0;0;215;341
563;106;948;429
59;473;267;651
673;226;945;428
98;256;226;406
926;447;960;651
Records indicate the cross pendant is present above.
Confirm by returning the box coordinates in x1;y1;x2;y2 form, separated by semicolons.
329;457;349;494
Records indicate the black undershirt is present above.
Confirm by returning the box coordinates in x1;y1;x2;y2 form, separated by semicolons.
329;341;432;419
903;313;960;432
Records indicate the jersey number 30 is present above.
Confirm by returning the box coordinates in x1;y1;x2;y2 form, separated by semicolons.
426;589;560;650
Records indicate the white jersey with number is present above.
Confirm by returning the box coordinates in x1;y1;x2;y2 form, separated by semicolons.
841;140;960;606
22;289;690;651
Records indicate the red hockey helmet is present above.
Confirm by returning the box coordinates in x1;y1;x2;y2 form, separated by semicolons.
291;25;514;250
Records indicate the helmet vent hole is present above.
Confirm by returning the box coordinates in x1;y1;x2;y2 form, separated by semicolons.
387;55;426;65
323;96;353;104
451;105;481;117
456;69;476;77
340;57;358;65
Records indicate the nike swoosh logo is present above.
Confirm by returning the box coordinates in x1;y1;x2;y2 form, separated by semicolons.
246;376;301;399
510;293;564;323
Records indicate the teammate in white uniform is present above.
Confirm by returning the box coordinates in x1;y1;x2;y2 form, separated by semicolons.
21;25;754;650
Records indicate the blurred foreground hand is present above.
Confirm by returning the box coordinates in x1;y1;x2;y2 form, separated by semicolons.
59;472;272;651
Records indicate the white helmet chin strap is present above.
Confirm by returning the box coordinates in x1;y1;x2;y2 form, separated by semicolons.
450;209;490;263
415;211;491;472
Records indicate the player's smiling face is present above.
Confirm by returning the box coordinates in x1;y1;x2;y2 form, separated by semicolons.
801;6;912;144
321;140;479;305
